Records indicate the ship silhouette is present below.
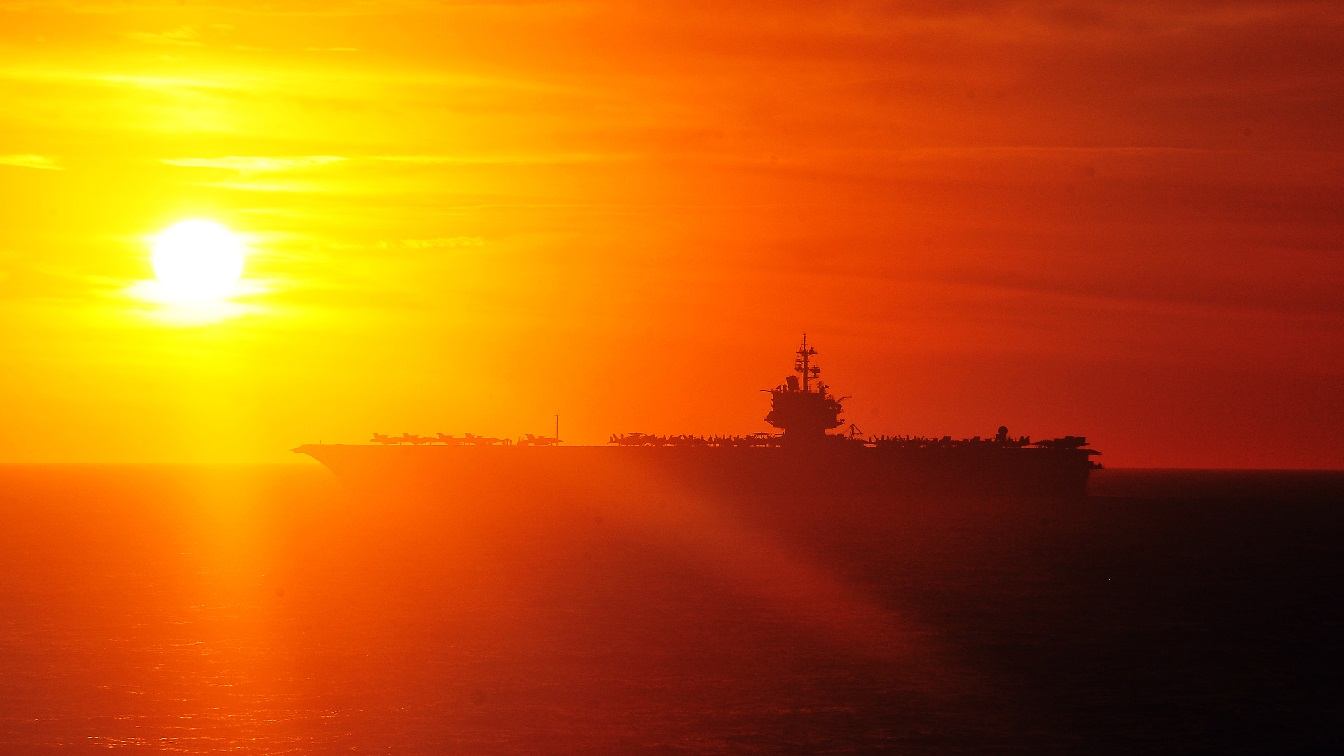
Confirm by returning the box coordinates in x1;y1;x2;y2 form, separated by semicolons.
295;336;1100;498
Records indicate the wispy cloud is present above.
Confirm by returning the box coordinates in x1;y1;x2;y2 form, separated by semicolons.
162;155;348;173
318;236;486;252
0;1;445;16
0;154;61;170
373;153;634;165
127;26;201;47
0;67;265;94
396;236;485;249
162;154;629;175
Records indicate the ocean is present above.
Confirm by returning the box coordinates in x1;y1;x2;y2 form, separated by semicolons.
0;465;1340;753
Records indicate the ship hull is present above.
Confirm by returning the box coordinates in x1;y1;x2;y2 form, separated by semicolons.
295;444;1095;501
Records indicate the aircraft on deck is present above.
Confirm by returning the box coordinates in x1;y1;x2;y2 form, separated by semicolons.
518;434;561;446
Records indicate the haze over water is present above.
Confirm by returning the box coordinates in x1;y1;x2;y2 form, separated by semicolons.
2;465;1340;752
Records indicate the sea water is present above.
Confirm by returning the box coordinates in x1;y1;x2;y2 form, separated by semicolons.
0;465;1340;753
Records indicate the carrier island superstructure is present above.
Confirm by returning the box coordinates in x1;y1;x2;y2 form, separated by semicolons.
295;336;1100;498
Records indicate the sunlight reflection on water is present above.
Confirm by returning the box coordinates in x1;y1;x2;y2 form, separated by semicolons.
0;466;1340;752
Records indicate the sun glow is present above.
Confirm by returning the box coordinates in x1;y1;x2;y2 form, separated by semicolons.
150;220;246;303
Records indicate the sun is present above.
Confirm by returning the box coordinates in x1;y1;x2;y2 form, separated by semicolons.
151;219;246;303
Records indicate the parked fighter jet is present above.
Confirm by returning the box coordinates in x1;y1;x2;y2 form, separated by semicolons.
1035;436;1089;450
518;434;561;446
402;433;434;445
371;433;400;444
435;433;468;446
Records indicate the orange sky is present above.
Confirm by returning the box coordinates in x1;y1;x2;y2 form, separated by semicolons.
1;1;1340;467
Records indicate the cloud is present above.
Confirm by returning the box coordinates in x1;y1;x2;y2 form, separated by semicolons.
396;236;486;249
0;154;60;170
161;154;628;177
162;155;348;173
319;237;486;251
127;26;201;47
0;1;423;13
373;153;633;165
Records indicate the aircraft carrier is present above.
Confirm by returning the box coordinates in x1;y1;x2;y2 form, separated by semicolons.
294;337;1100;499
